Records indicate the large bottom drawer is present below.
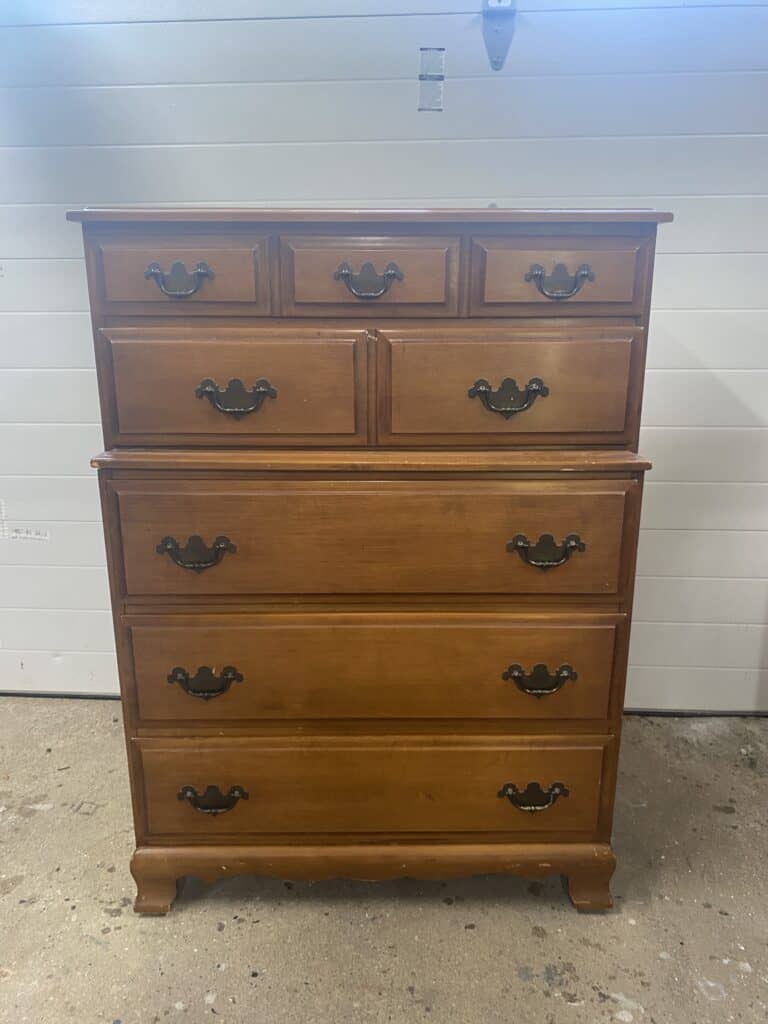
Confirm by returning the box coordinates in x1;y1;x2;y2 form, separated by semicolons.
129;612;622;724
136;737;608;838
112;477;634;597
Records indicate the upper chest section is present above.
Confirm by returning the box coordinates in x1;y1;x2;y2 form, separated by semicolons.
73;209;669;452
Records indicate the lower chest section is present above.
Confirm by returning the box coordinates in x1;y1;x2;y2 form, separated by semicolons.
104;463;640;843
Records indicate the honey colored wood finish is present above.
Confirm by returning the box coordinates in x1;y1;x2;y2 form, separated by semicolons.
129;612;622;725
378;326;641;446
130;842;617;915
73;207;669;914
113;478;636;597
280;235;460;316
95;232;272;316
92;448;653;474
101;327;368;446
68;208;673;225
136;736;608;838
470;235;653;316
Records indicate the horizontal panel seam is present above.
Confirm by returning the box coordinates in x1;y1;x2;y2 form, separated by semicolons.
4;196;768;206
629;663;768;670
635;620;768;625
1;70;768;94
5;6;768;30
2;133;768;150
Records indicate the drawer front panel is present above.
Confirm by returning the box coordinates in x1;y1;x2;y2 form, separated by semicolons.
97;235;271;315
470;236;650;316
379;327;637;445
130;613;621;723
114;479;634;597
138;738;607;837
281;235;460;316
103;329;367;445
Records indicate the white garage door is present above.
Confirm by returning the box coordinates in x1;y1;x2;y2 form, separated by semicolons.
0;1;766;710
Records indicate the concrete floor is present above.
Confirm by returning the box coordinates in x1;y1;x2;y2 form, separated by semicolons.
0;698;765;1024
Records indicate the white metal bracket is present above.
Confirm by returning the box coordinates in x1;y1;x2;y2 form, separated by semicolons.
482;0;517;72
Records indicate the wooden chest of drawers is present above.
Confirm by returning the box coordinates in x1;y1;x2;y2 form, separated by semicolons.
70;207;671;914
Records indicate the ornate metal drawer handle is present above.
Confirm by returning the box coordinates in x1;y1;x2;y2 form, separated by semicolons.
196;377;277;419
144;260;214;298
333;260;404;299
177;784;249;815
524;262;595;300
468;376;549;419
507;533;585;570
502;663;577;697
498;781;569;812
167;665;244;700
156;535;236;573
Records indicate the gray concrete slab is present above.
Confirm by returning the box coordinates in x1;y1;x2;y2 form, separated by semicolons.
0;697;765;1023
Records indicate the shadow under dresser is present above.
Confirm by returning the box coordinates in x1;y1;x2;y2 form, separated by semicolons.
68;207;672;913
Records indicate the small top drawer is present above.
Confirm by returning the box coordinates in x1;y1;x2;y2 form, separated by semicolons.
280;235;460;316
470;235;652;316
95;234;271;315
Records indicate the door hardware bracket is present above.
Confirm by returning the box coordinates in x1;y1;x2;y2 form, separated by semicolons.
482;0;517;72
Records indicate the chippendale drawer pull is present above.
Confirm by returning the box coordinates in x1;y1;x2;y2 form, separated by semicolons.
156;534;236;573
468;376;549;419
507;532;585;570
177;784;249;815
196;377;277;419
525;262;595;300
502;663;577;697
333;260;404;299
497;781;569;812
167;665;244;700
144;260;214;298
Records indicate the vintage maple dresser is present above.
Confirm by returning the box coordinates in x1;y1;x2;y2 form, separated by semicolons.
69;207;671;913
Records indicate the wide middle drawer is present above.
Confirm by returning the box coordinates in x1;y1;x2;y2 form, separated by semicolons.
378;325;640;446
129;612;623;723
112;478;636;597
100;327;368;446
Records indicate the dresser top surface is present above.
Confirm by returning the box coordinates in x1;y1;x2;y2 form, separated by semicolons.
67;207;673;225
92;448;652;474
